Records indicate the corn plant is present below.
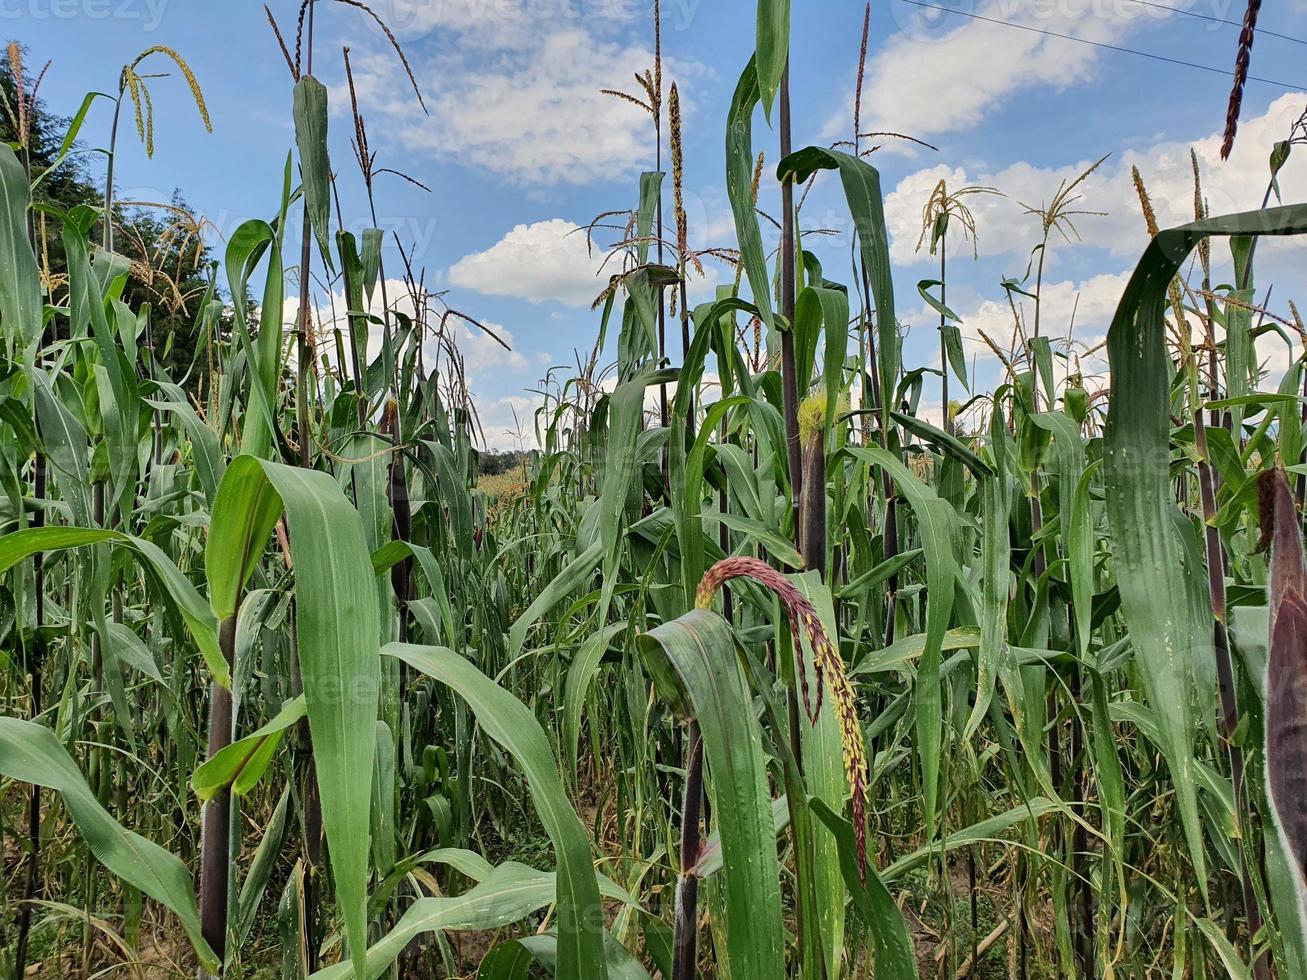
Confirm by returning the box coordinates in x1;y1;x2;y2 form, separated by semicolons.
2;1;1307;978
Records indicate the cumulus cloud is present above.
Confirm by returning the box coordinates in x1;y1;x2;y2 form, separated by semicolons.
883;94;1307;267
473;394;542;451
448;219;608;306
350;0;654;46
824;0;1181;143
455;321;529;376
448;216;720;306
340;8;706;186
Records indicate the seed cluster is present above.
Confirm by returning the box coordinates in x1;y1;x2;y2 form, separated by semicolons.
697;556;869;881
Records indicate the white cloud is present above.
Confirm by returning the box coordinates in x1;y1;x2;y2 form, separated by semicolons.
457;321;529;376
826;0;1173;144
449;218;610;306
448;216;720;306
473;394;542;451
354;0;644;46
909;269;1126;381
414;30;656;185
883;94;1307;267
343;15;704;186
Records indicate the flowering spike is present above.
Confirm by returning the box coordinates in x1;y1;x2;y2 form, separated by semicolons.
697;556;869;881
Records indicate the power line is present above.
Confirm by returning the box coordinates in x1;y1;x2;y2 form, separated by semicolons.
1120;0;1306;47
897;0;1306;90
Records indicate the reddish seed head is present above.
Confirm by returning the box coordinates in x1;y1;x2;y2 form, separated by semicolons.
697;556;870;881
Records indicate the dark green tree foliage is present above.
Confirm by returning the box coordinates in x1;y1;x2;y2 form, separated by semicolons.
478;449;536;477
1;45;212;386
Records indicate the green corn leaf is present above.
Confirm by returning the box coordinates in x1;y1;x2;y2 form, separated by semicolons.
233;785;292;948
191;695;306;802
892;409;993;477
508;540;603;657
382;643;608;980
849;446;957;839
0;717;220;973
205;454;284;623
703;510;804;570
0;525;227;688
1104;204;1307;899
64;206;140;513
208;455;380;979
754;0;790;119
361;226;384;302
639;609;785;980
30;91;107;193
32;371;93;526
882;797;1058;882
147;388;225;506
778;148;897;431
293;75;335;272
676;385;751;607
793;574;851;974
224;219;287;460
810;798;918;979
312;862;559;980
725;58;774;333
0;143;41;355
509;930;651;980
942;324;969;393
563;622;627;780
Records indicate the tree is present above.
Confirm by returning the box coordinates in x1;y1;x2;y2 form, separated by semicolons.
2;43;214;388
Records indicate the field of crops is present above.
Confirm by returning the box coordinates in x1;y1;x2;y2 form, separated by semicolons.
1;0;1306;977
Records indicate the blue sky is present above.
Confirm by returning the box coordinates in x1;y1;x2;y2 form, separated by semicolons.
9;0;1307;445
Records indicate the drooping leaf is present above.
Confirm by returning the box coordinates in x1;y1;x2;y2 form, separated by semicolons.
1104;205;1307;896
293;76;335;272
810;799;918;979
383;644;608;980
191;696;306;802
849;446;957;838
0;717;219;973
725;58;774;333
779;147;897;431
0;525;227;687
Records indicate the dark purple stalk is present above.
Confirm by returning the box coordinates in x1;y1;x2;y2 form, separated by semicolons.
199;615;238;969
800;436;826;576
293;5;324;970
670;722;704;980
778;64;801;542
1262;467;1307;869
